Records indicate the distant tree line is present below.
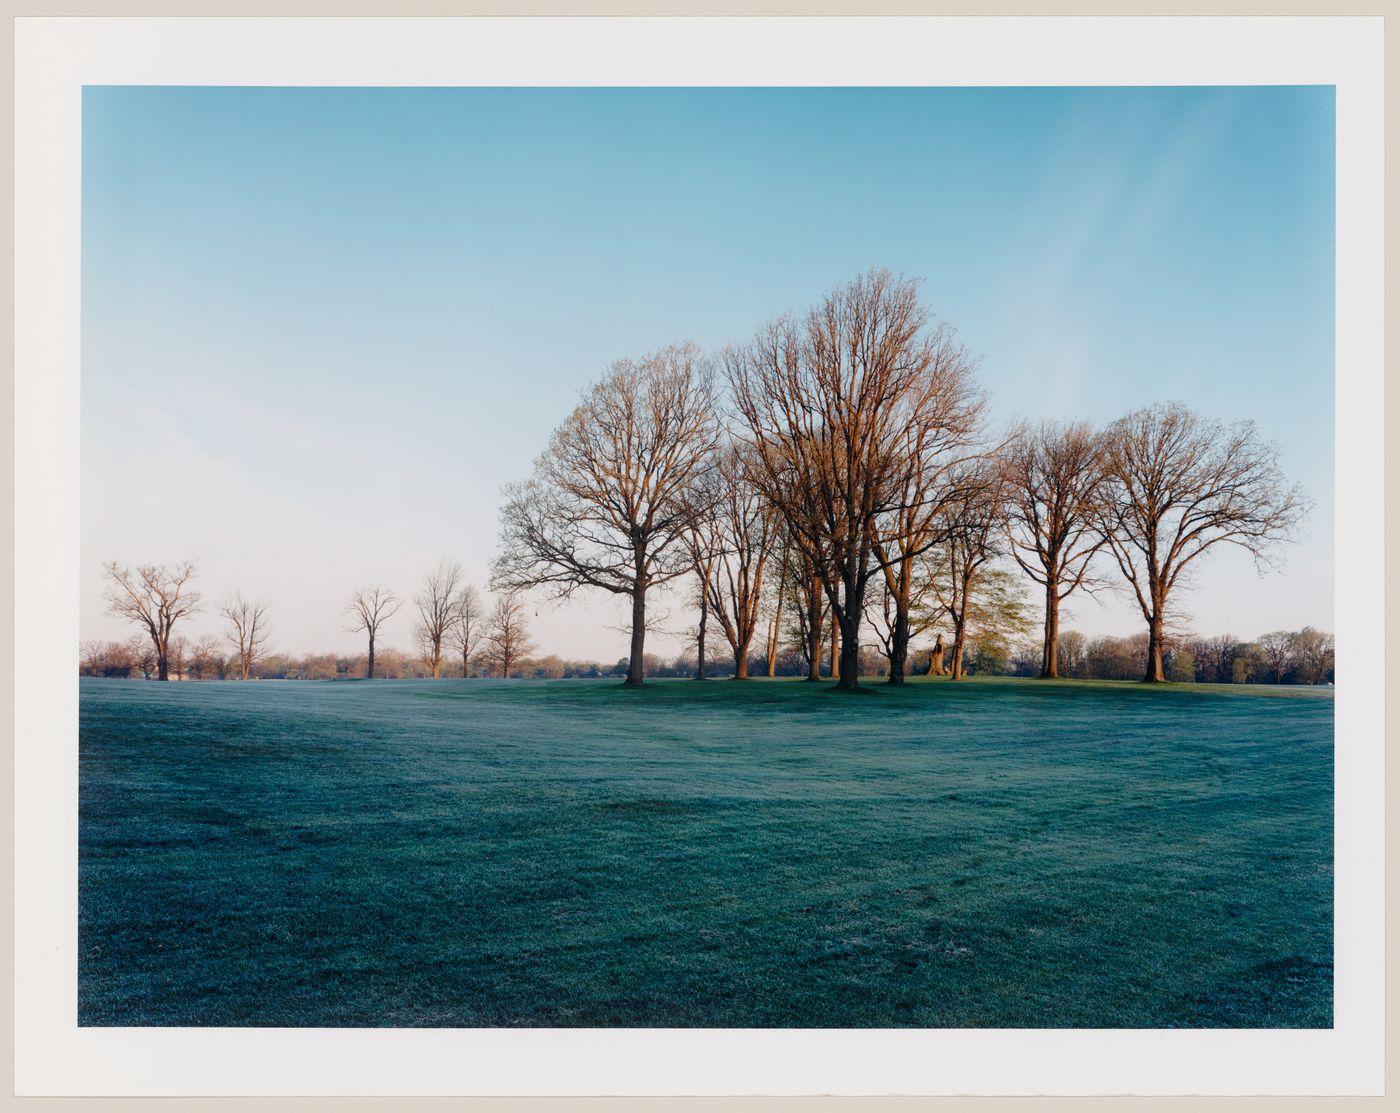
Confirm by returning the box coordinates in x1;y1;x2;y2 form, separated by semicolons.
92;269;1320;689
79;622;1334;687
94;557;547;682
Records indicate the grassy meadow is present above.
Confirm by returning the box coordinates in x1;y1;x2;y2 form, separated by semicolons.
78;675;1333;1028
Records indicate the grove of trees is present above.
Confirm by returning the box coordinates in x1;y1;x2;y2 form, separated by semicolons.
91;270;1323;690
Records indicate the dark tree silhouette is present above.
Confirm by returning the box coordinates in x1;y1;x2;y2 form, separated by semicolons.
346;586;402;680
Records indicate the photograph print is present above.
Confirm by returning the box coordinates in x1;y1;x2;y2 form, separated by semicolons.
78;83;1335;1030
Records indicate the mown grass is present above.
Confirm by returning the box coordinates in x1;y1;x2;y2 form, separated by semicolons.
78;675;1333;1028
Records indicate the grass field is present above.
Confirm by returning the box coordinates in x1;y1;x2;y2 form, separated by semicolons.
78;675;1333;1028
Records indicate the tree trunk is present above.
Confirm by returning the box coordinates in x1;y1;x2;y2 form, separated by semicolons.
835;584;861;690
766;593;784;677
734;648;749;679
950;629;966;680
1040;583;1060;678
928;634;945;676
1143;613;1166;683
367;632;376;680
886;598;909;686
696;598;708;681
461;648;470;678
625;583;647;687
830;613;840;681
837;619;860;690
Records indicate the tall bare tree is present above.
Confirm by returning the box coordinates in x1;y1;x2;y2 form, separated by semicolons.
701;445;779;679
414;559;463;678
447;585;484;678
493;343;720;687
102;560;201;681
1003;420;1108;678
868;346;985;686
220;592;270;680
728;269;981;690
1098;403;1308;682
484;592;535;678
346;586;402;680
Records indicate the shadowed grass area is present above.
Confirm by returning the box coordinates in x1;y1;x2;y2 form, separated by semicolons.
79;675;1332;1028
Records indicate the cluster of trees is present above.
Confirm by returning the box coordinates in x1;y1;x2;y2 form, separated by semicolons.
1000;626;1334;685
343;562;535;680
492;268;1311;689
93;558;541;682
91;271;1318;689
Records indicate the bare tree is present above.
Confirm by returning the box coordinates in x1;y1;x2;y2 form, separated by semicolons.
102;560;201;681
125;635;157;680
493;344;720;687
728;269;981;690
1098;403;1309;682
866;559;944;680
1056;629;1087;678
761;529;792;677
346;586;403;680
447;585;484;678
680;459;724;681
690;561;716;680
784;546;828;682
1188;633;1238;684
81;639;139;678
220;592;270;680
928;462;1013;680
484;592;535;678
414;559;463;678
869;349;986;687
189;634;227;680
701;445;780;679
1003;420;1108;678
1257;630;1295;685
168;636;189;681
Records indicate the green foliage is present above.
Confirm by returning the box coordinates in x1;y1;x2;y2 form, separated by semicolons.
1166;648;1196;683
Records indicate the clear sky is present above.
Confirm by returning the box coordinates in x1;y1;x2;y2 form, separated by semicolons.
80;85;1335;662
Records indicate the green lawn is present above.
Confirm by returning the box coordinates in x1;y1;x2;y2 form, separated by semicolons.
78;675;1333;1027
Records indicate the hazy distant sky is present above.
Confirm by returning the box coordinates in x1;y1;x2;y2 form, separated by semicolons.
80;86;1335;661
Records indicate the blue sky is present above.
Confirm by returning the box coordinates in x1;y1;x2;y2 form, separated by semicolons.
81;86;1335;660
